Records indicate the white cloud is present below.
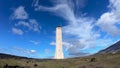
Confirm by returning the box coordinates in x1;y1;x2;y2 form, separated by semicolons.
97;0;120;36
30;40;40;45
15;21;30;27
14;47;36;54
12;27;23;35
15;19;41;32
11;6;41;35
29;19;41;32
33;0;120;56
12;6;28;19
29;50;36;53
35;0;100;55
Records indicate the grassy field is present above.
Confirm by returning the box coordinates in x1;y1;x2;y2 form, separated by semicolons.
0;52;120;68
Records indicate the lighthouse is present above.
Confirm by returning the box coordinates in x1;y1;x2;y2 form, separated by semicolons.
54;26;64;59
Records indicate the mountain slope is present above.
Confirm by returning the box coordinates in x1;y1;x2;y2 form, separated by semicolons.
0;52;120;68
0;53;28;59
98;40;120;54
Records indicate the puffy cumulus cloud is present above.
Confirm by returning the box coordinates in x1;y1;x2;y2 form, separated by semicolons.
12;6;28;19
15;19;41;32
11;6;41;35
29;19;41;32
12;27;23;35
15;21;29;27
97;0;120;36
34;0;120;56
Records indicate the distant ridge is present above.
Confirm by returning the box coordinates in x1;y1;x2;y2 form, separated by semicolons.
98;40;120;54
0;53;53;60
0;53;29;59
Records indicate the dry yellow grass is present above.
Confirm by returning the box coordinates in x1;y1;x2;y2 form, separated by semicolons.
0;51;120;68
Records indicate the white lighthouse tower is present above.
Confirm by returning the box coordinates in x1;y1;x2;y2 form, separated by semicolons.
54;26;64;59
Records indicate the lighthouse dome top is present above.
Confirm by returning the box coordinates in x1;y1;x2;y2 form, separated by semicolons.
57;26;61;27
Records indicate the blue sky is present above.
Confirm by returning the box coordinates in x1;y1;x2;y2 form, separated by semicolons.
0;0;120;58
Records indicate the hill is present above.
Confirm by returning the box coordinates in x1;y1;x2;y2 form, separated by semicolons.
0;53;29;59
0;51;120;68
98;40;120;54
